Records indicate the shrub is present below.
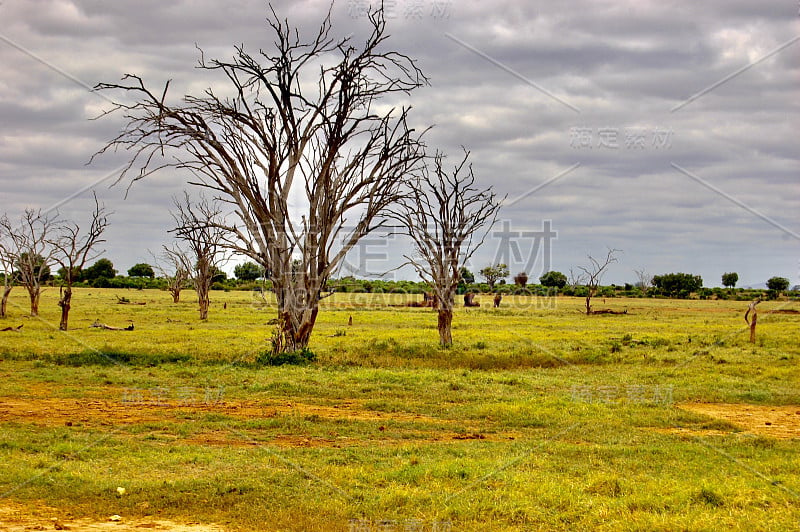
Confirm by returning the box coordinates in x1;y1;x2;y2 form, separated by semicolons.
256;347;317;366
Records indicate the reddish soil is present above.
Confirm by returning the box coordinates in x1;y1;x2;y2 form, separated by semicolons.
0;394;513;448
678;402;800;440
0;500;223;531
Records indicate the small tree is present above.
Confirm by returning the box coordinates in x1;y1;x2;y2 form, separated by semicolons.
234;261;264;281
128;263;155;278
170;194;227;320
0;216;16;318
513;272;528;288
49;196;109;330
83;258;116;282
766;276;789;294
721;272;738;289
577;249;621;314
539;271;567;292
154;247;190;303
1;210;58;316
392;150;501;346
480;263;509;292
459;267;475;285
633;268;653;295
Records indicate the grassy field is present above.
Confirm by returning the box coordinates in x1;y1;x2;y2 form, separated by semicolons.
0;288;798;531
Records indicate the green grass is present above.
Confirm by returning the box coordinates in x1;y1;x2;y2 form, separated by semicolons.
0;288;798;530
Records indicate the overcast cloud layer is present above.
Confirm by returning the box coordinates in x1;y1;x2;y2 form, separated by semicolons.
0;0;797;287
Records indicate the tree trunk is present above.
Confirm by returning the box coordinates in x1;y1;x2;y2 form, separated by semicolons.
749;310;757;343
58;286;72;331
277;306;319;352
271;273;323;353
585;285;596;315
0;285;11;318
170;288;181;303
28;286;40;317
197;283;209;320
196;258;211;320
437;307;453;346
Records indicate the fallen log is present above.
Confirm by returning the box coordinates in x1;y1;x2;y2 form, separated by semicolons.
117;296;146;305
1;324;23;332
92;320;134;331
589;309;628;315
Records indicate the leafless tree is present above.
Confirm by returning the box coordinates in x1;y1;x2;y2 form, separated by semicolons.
567;268;582;291
577;248;621;315
94;5;426;351
170;194;228;320
49;195;110;330
0;216;15;318
153;246;190;303
633;268;653;296
0;210;58;316
392;150;502;346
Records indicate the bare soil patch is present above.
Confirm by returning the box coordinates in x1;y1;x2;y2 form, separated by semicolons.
0;395;515;448
0;395;439;427
677;403;800;439
0;501;224;531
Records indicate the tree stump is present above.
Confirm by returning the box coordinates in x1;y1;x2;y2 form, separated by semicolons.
745;298;760;344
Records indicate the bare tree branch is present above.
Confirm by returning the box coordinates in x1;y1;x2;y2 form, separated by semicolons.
49;194;110;330
390;149;503;346
577;248;621;315
169;193;229;320
0;210;60;316
94;4;427;350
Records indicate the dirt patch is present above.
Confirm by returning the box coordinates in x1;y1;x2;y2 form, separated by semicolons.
677;403;800;440
0;396;442;427
0;501;224;531
0;395;516;448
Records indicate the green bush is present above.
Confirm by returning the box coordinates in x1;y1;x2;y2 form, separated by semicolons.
255;347;317;366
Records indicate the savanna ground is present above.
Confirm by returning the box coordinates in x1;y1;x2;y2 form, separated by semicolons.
0;288;798;531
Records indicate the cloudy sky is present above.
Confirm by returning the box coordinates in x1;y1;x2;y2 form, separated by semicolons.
1;0;797;287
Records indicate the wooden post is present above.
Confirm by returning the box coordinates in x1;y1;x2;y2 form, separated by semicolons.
745;298;760;344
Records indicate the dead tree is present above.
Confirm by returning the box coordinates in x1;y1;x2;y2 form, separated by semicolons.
0;210;58;316
392;150;500;346
0;216;15;318
170;194;227;320
577;248;621;315
633;268;653;296
745;298;760;344
94;5;426;352
49;195;109;330
156;246;191;303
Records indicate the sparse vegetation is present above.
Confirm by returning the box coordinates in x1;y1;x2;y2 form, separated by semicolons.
0;288;798;530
